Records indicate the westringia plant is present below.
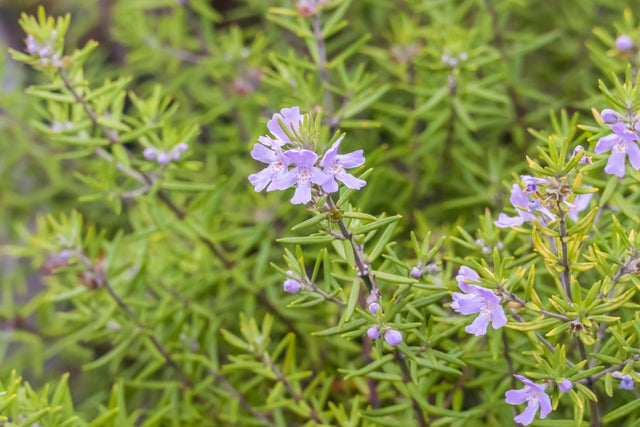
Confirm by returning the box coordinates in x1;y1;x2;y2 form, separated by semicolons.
2;2;640;427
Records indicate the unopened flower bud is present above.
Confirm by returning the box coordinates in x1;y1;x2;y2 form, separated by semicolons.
156;153;170;164
367;326;380;339
459;52;468;61
26;35;38;53
59;250;71;259
143;148;157;160
600;109;618;123
283;278;302;293
410;267;422;278
496;242;504;250
177;142;188;153
368;302;381;314
558;379;572;392
616;35;634;51
384;329;402;346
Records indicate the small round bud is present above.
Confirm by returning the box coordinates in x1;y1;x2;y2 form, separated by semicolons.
558;379;572;392
410;267;422;278
384;329;402;346
426;264;438;274
176;142;188;153
367;326;380;339
475;238;485;246
482;247;491;254
171;152;181;161
496;242;504;250
459;52;468;61
51;55;63;67
448;58;458;67
615;35;634;51
143;148;157;160
600;109;618;123
59;250;71;259
38;47;51;58
441;54;450;63
368;302;381;314
283;278;302;293
156;153;170;164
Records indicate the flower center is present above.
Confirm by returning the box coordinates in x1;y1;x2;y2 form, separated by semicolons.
270;161;285;173
528;392;539;405
614;143;626;154
480;303;493;316
296;166;312;183
329;160;345;176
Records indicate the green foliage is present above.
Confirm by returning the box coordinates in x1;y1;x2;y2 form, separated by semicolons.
2;1;640;426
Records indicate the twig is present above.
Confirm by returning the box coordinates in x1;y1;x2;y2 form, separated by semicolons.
261;354;322;424
312;13;336;132
505;291;571;322
395;351;429;427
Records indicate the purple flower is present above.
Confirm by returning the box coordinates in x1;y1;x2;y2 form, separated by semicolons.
410;267;422;278
616;35;634;51
594;123;640;177
451;266;507;336
267;107;305;146
600;109;619;124
368;302;381;314
384;329;402;346
567;187;593;222
495;183;557;228
612;371;635;390
520;175;545;194
176;142;188;153
558;379;572;392
505;375;552;426
495;184;536;227
319;136;366;192
367;326;380;339
248;144;291;192
278;149;332;204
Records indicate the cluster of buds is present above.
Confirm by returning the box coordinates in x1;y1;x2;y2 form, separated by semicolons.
475;239;504;254
25;32;64;67
441;51;468;68
143;142;188;165
51;121;73;133
410;263;438;279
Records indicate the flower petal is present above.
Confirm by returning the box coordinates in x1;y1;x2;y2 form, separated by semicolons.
337;172;367;190
604;151;626;177
491;305;508;329
337;150;365;168
251;143;277;164
505;388;530;405
249;168;273;192
514;403;539;426
284;149;318;167
509;184;529;210
495;213;527;228
465;313;491;336
290;182;312;204
538;392;552;418
626;142;640;170
594;134;618;154
319;137;342;168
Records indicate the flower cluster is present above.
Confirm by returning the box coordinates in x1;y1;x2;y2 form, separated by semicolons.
495;175;592;228
249;107;366;205
441;51;468;68
367;326;402;346
144;143;188;165
25;33;63;67
451;266;507;336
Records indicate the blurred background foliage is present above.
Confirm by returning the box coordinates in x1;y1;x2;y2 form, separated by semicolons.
1;0;640;425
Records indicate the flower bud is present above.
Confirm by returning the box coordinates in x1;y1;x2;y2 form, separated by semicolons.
367;326;380;339
59;250;71;259
156;152;170;164
615;35;633;51
176;142;188;153
410;267;422;278
143;148;156;160
283;278;302;293
384;329;402;346
368;302;381;314
600;109;618;123
558;379;572;392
